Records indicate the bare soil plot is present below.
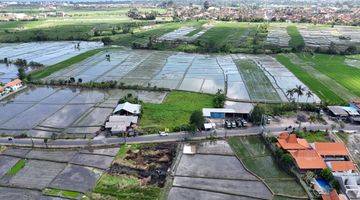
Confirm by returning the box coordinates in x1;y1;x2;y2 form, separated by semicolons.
49;164;102;193
0;155;20;177
70;153;114;170
9;160;66;189
0;187;42;200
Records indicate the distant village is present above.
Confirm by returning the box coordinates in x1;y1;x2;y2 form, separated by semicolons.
0;2;359;26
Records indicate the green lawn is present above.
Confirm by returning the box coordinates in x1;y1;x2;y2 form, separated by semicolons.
6;159;26;176
43;188;81;199
287;25;305;50
140;91;214;132
228;136;307;198
276;54;346;104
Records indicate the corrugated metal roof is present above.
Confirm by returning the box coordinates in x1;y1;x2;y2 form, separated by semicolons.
113;102;141;115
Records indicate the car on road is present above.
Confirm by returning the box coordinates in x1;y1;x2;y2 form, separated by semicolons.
159;131;169;136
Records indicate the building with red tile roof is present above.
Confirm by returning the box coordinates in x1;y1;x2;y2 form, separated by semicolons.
5;78;22;91
322;189;347;200
314;142;349;157
327;161;356;173
289;149;327;171
277;132;310;151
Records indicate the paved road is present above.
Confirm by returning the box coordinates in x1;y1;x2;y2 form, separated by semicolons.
0;124;359;149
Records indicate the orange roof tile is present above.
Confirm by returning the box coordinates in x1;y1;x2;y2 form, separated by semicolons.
322;190;341;200
290;149;327;170
327;161;356;172
277;133;310;150
5;79;22;87
0;86;3;92
314;142;349;157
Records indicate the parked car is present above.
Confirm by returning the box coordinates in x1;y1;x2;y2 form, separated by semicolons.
235;119;243;127
231;121;236;128
241;119;248;126
225;120;232;129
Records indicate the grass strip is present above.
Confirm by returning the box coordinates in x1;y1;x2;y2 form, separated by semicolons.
6;159;25;176
287;26;305;50
43;188;81;199
30;48;104;79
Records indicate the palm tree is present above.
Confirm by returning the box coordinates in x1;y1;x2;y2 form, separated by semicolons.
286;89;295;102
306;90;313;103
294;85;305;102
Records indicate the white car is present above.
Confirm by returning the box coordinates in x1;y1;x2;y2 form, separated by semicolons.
159;131;169;136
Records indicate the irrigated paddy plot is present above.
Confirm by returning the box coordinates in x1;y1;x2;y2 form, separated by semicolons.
0;147;118;199
234;59;281;102
0;41;102;83
228;136;308;199
251;55;321;103
0;86;167;138
42;48;320;103
266;26;290;47
169;140;273;200
298;25;360;51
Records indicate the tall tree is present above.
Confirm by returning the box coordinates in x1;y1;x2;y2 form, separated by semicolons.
294;85;305;102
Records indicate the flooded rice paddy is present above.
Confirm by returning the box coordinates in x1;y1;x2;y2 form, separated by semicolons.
0;41;102;82
45;49;320;103
0;86;167;138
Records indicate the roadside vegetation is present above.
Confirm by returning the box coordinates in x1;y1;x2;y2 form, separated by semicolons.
140;91;214;133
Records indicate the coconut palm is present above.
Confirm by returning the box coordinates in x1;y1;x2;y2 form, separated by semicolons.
308;115;317;131
294;85;305;102
286;88;296;102
306;90;313;103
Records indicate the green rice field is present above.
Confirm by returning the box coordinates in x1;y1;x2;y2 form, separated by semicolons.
287;26;305;50
277;53;360;104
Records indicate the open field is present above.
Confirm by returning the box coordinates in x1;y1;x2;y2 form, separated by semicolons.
228;136;308;199
169;140;273;200
140;91;214;131
0;86;167;138
276;53;360;104
0;146;120;199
